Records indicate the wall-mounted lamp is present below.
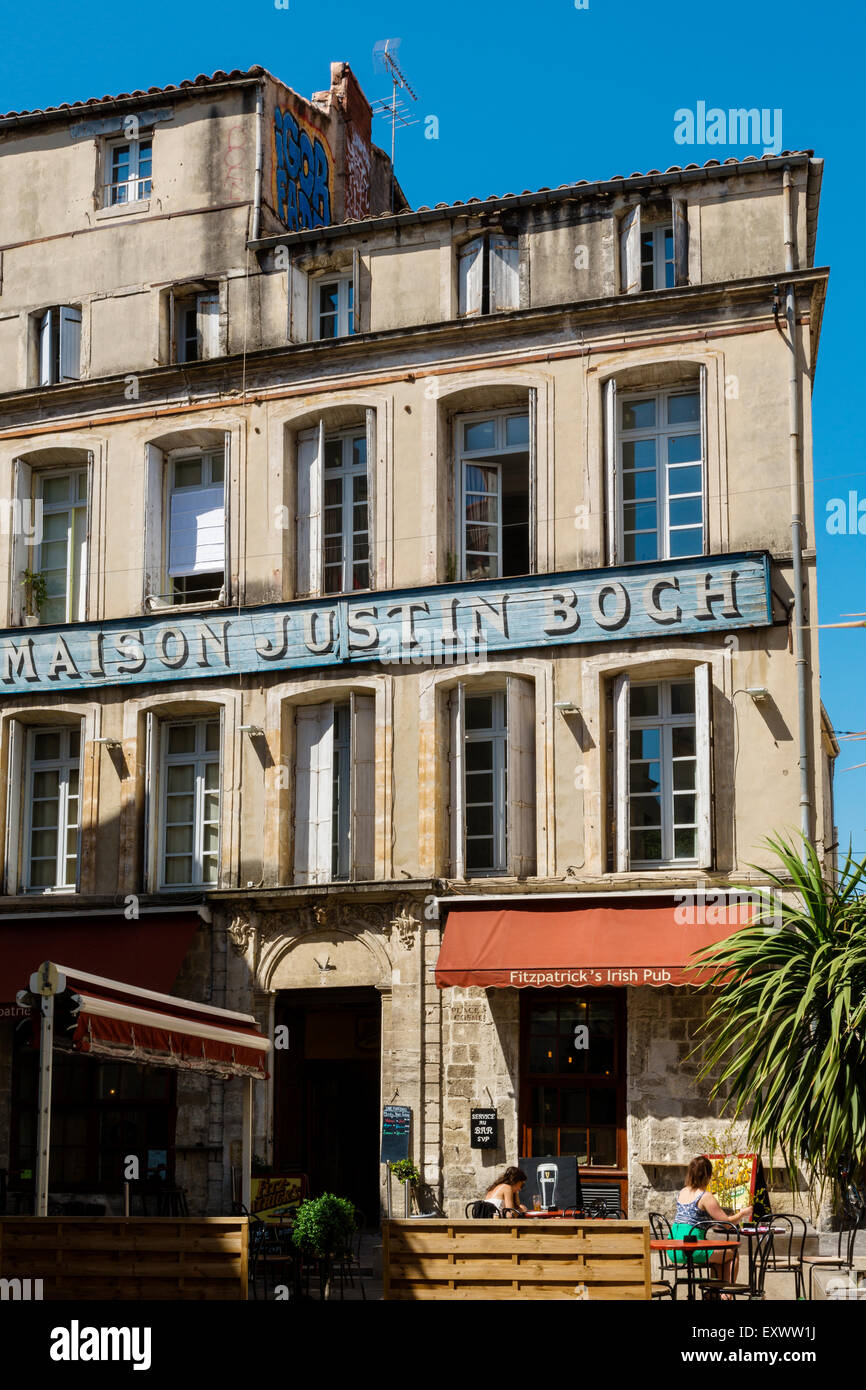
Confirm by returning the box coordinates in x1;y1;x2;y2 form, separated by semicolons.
239;724;265;738
554;701;580;715
746;687;769;703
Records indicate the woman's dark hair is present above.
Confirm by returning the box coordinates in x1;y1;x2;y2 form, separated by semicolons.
685;1155;712;1188
487;1167;527;1191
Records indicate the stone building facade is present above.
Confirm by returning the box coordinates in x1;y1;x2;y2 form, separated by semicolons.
0;63;834;1220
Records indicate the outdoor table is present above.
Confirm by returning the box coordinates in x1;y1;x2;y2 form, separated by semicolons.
524;1209;566;1218
651;1238;741;1301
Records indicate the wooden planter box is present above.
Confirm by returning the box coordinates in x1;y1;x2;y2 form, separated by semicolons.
0;1217;249;1301
383;1218;651;1301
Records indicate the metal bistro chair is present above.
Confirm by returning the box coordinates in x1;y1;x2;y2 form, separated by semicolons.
334;1208;366;1300
649;1212;709;1299
466;1200;500;1218
765;1213;807;1300
802;1220;860;1300
702;1224;773;1301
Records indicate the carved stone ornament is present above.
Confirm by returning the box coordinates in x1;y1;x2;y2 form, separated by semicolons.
389;906;420;950
226;915;255;957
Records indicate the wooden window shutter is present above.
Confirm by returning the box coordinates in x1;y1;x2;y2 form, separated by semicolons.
11;458;33;624
458;238;484;317
296;421;325;597
365;407;377;589
198;293;220;359
4;718;24;894
142;444;165;607
350;692;376;880
699;364;708;556
695;663;713;869
142;711;158;892
352;248;361;333
489;235;519;312
604;379;619;566
613;672;630;872
288;257;310;343
449;683;466;878
528;387;538;573
59;307;82;381
672;198;689;286
293;703;334;885
620;206;641;295
506;676;536;878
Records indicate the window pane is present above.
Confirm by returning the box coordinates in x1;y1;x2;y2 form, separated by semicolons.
670;681;695;715
629;684;658;718
669;497;702;527
669;527;702;557
529;1003;558;1031
174;459;202;488
630;762;661;794
672;760;696;790
324;440;343;470
166;725;196;756
589;1090;617;1124
465;741;493;771
463;419;496;451
667;392;700;424
466;804;494;837
623;502;657;532
631;796;662;826
465;772;493;803
631;828;662;861
352;436;366;468
164;857;193;884
629;728;659;760
622;439;656;469
589;1129;617;1165
668;464;702;496
465;696;494;730
209;455;225;485
505;414;529;447
42;476;72;505
318;284;339;316
33;732;62;762
672;727;696;758
165;797;195;826
623;531;657;562
668;434;701;464
33;769;60;799
530;1038;557;1073
166;764;195;793
205;722;221;752
622;399;655;430
165;825;194;854
560;1090;587;1126
673;795;697;825
674;829;697;858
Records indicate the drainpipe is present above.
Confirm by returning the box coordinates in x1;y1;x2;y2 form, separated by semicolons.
251;80;264;243
783;165;811;855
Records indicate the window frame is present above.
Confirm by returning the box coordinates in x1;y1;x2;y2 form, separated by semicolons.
610;380;706;565
171;286;221;364
457;233;519;317
463;689;508;876
627;678;699;869
640;223;674;291
165;448;226;605
455;407;532;582
292;693;376;885
104;136;153;207
313;274;354;340
22;724;82;893
156;717;222;890
35;468;89;625
37;306;82;386
322;428;370;595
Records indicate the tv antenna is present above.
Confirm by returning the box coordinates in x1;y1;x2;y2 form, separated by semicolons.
372;38;419;212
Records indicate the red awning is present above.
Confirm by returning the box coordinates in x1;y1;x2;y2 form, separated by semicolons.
0;911;201;1004
435;897;750;989
26;964;270;1080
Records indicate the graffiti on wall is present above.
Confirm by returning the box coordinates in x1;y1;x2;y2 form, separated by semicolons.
273;106;332;229
345;127;371;221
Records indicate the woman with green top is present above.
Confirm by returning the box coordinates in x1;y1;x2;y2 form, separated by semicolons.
671;1155;753;1293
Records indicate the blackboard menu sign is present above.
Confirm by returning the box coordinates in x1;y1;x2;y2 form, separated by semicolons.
470;1109;498;1149
519;1154;582;1211
381;1105;411;1163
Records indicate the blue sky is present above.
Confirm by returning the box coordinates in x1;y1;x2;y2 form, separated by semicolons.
3;0;864;857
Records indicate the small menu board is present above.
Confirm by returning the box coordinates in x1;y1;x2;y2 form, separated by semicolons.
470;1109;498;1149
381;1105;411;1163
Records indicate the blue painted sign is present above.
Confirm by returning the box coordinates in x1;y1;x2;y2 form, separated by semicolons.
0;553;771;695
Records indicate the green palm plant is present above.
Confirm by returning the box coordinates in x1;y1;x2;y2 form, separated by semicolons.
693;833;866;1203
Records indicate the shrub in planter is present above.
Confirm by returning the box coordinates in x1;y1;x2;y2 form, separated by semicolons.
292;1193;358;1259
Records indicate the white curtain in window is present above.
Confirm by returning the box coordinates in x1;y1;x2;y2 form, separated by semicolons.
296;422;325;596
506;676;536;877
350;692;375;880
168;482;225;576
620;206;641;295
293;703;334;884
489;236;519;312
458;238;484;317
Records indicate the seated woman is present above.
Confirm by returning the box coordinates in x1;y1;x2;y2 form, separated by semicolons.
484;1167;528;1218
672;1155;753;1292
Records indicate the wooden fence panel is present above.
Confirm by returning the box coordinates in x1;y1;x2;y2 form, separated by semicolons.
0;1217;248;1301
383;1219;651;1301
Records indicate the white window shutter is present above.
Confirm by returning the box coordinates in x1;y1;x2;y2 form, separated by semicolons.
198;293;220;359
59;307;81;381
458;238;483;317
350;692;375;880
699;364;708;556
604;379;619;565
449;683;466;878
4;718;24;893
143;444;165;605
289;258;309;343
672;198;689;286
79;454;93;622
222;434;231;602
613;672;630;872
489;235;519;312
296;422;324;596
293;703;334;884
506;676;536;878
365;407;377;589
528;388;538;573
168;484;225;575
695;663;713;869
352;248;361;333
11;458;33;624
39;309;52;385
143;711;157;892
620;206;641;294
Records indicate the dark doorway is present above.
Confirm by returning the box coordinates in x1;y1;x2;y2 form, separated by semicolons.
274;988;381;1219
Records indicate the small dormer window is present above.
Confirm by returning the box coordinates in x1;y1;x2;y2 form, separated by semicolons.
458;234;519;317
104;138;152;206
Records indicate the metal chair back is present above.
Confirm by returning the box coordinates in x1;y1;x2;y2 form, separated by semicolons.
465;1200;499;1219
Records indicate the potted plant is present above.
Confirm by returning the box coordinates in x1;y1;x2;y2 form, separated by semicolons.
20;568;48;625
291;1193;358;1299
